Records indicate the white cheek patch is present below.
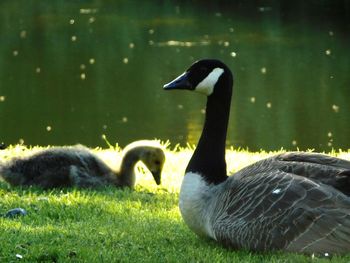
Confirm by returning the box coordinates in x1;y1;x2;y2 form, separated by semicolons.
195;68;224;95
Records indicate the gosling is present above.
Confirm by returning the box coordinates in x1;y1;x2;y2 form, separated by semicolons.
0;140;165;189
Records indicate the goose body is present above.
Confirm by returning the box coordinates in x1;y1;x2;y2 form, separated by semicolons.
164;59;350;254
0;140;165;189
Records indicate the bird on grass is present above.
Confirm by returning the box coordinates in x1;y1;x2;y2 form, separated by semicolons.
0;140;165;189
164;59;350;255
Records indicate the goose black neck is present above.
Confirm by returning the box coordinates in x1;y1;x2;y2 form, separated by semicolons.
186;75;232;185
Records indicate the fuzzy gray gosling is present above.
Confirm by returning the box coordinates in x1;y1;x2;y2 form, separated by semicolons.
0;140;165;189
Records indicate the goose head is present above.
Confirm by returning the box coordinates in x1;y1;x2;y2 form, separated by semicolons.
122;141;165;185
138;146;165;185
163;59;233;184
163;59;233;97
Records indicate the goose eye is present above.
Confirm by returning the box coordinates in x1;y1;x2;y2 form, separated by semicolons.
200;66;207;72
154;160;161;165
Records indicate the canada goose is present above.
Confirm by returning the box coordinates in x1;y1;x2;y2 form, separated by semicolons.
164;59;350;254
0;140;165;189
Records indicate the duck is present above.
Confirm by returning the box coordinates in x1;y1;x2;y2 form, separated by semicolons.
0;140;165;189
163;59;350;254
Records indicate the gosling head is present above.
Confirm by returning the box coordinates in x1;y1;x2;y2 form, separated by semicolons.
163;59;233;97
139;146;165;185
123;141;165;185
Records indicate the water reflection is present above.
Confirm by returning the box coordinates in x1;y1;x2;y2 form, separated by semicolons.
156;40;211;47
0;1;349;151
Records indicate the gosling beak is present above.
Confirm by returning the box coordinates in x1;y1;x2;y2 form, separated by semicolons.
163;71;192;90
151;170;161;185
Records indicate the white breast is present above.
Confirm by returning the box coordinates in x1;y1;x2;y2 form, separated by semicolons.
179;172;216;239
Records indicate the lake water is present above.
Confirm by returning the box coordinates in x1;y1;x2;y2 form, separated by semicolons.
0;1;349;151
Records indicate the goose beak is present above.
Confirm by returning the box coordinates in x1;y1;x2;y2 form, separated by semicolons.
151;170;161;185
163;72;192;90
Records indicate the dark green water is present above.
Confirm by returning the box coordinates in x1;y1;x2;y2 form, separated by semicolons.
0;1;349;151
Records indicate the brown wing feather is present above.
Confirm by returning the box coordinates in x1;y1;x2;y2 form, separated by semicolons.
276;152;350;196
212;170;350;254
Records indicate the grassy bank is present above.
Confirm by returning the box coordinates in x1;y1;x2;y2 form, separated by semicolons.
1;144;350;262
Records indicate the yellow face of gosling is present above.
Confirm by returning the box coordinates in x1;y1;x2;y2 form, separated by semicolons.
140;147;165;185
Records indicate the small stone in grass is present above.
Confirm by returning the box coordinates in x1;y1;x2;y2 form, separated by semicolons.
4;208;27;218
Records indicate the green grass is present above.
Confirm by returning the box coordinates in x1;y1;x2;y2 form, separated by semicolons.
1;143;350;262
